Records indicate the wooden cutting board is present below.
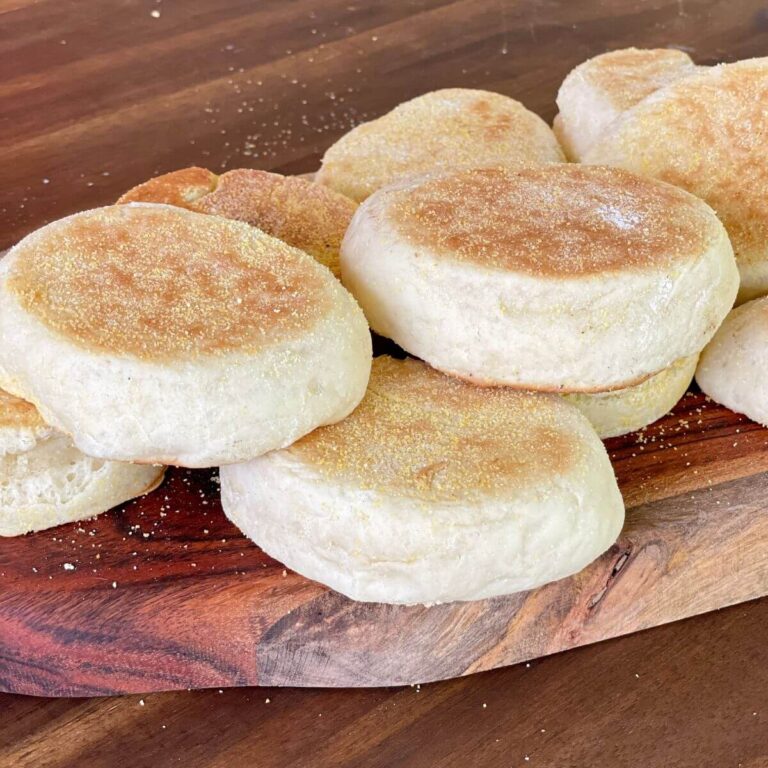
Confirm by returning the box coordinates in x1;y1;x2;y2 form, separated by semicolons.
1;380;767;697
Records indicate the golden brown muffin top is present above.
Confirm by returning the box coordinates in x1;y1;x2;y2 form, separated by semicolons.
119;168;356;278
586;58;768;268
6;204;334;361
573;47;697;111
117;166;218;208
316;88;565;202
386;164;717;277
285;356;588;502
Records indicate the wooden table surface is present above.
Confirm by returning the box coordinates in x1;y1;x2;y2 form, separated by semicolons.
1;0;767;765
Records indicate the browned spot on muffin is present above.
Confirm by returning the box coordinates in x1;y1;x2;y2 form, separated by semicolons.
193;169;356;277
286;356;578;501
316;88;566;202
586;59;768;273
118;167;218;208
388;165;715;277
7;205;333;361
582;48;697;111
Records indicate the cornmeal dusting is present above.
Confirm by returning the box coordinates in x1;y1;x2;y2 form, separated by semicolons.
287;357;582;501
120;168;357;278
317;88;565;201
194;169;356;278
388;165;714;276
579;48;697;111
7;205;332;361
587;59;768;263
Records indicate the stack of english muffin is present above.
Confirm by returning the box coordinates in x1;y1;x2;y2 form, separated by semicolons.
2;65;765;606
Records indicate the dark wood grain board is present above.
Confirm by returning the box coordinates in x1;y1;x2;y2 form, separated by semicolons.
3;599;767;768
2;0;768;764
1;391;767;696
3;0;768;253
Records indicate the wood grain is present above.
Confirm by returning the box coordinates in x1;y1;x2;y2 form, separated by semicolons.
3;0;768;253
2;600;767;768
1;0;768;764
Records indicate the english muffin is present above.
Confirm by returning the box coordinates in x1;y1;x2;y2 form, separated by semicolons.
220;357;625;605
585;58;768;303
341;165;737;391
565;355;697;438
316;88;565;202
554;47;699;160
0;204;372;467
696;297;768;426
0;389;163;536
